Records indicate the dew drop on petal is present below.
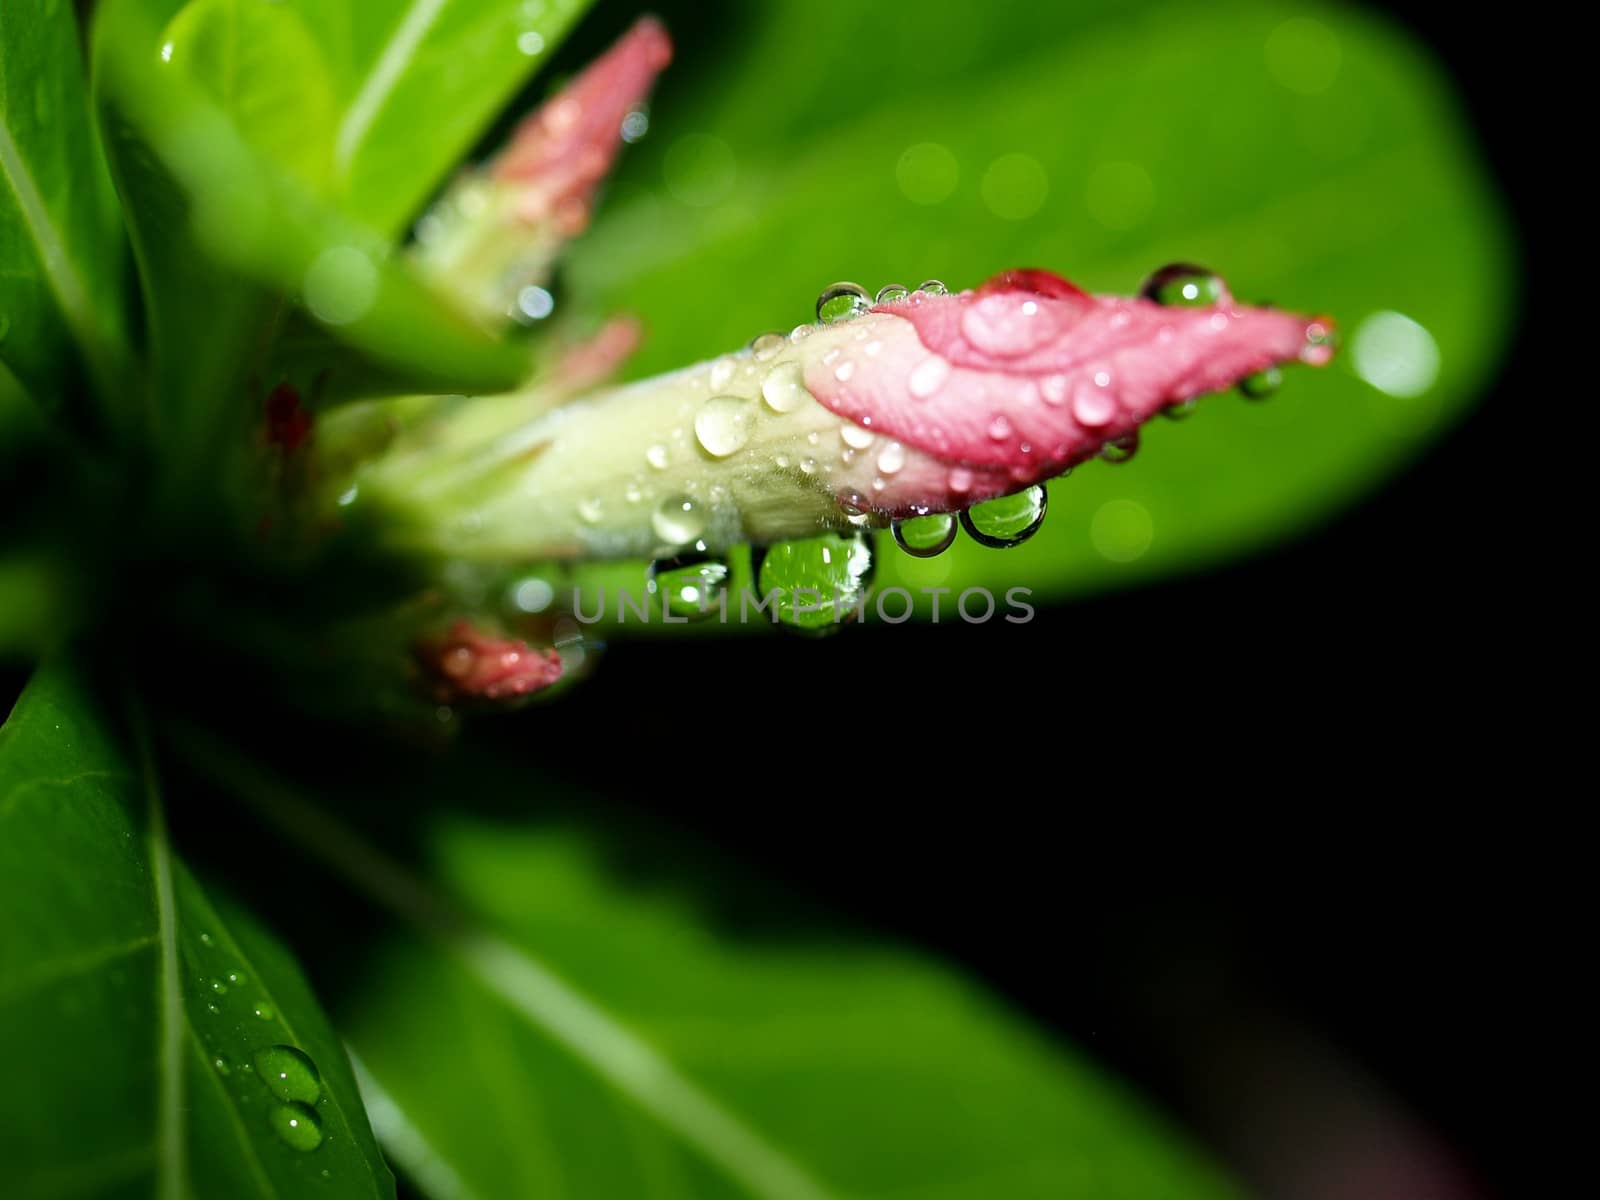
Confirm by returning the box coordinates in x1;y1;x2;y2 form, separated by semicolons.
877;441;906;475
1140;263;1228;307
893;512;958;558
761;363;809;413
961;485;1048;549
908;357;951;399
917;279;949;296
816;282;872;324
834;360;856;382
841;423;875;450
749;332;786;362
1100;433;1140;464
652;495;704;544
948;466;974;494
1072;386;1118;428
1239;366;1283;400
875;284;910;304
646;443;670;470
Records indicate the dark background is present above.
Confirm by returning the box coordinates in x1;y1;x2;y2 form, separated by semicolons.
7;2;1546;1197
510;2;1545;1196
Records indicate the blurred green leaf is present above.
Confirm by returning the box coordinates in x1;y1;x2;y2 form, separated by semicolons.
571;0;1514;608
283;0;596;238
203;748;1240;1200
0;0;130;410
0;663;395;1199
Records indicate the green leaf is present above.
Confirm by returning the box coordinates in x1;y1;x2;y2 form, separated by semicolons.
284;0;596;238
0;663;395;1200
199;746;1239;1200
570;0;1515;606
0;0;130;409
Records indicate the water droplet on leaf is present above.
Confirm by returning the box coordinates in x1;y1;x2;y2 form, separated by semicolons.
254;1045;322;1104
268;1102;325;1152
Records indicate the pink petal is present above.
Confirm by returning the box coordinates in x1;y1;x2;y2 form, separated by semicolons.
799;268;1335;512
493;18;673;235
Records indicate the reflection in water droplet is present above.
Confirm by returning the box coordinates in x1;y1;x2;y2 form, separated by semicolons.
755;533;875;636
647;552;731;620
652;495;704;545
1239;366;1282;400
254;1045;322;1104
1163;397;1199;421
917;279;949;296
694;396;753;457
761;363;809;413
1100;434;1140;464
816;282;871;324
269;1102;325;1152
961;486;1047;548
1140;263;1227;308
893;513;958;558
875;284;910;305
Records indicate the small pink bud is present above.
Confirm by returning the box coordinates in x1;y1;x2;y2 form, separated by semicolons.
418;620;562;703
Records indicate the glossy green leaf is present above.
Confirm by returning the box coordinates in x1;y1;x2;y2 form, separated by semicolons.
283;0;596;238
200;747;1240;1200
0;663;395;1199
569;0;1515;608
0;0;130;408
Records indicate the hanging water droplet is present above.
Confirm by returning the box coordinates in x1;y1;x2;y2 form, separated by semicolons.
694;396;754;457
948;466;974;494
877;441;906;475
908;357;951;399
254;1045;322;1104
1163;397;1199;421
841;423;875;450
646;443;670;470
754;532;876;636
961;486;1048;548
1301;319;1340;365
268;1102;325;1152
816;282;872;324
1239;366;1282;400
875;284;910;304
652;495;704;545
917;279;949;296
749;332;786;362
576;497;604;524
1140;263;1227;307
647;551;731;620
761;363;809;413
1100;433;1140;464
893;513;958;558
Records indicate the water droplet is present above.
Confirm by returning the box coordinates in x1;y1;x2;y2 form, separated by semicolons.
877;442;906;475
1163;397;1199;421
988;415;1013;441
647;551;731;620
227;971;246;986
198;932;213;946
652;495;704;545
213;1057;232;1076
893;513;957;558
841;423;875;450
517;30;545;55
908;357;951;399
209;978;228;995
694;396;754;457
1071;385;1118;428
816;282;871;324
512;285;554;323
834;360;857;382
754;532;876;636
799;456;818;475
708;357;737;390
253;1002;275;1021
624;480;645;504
761;363;809;413
1100;433;1140;464
1239;366;1283;399
961;486;1048;548
206;1003;221;1014
1140;263;1227;308
268;1102;325;1152
254;1045;322;1104
917;279;949;296
508;577;556;614
1302;319;1342;366
620;109;650;143
875;284;910;304
790;323;815;342
750;332;786;361
577;497;604;524
948;466;974;494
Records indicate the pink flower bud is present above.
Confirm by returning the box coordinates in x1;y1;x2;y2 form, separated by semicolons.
418;620;563;703
796;269;1337;513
